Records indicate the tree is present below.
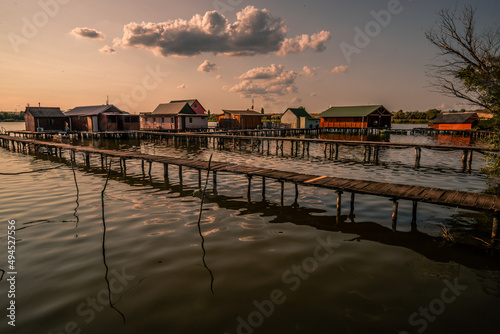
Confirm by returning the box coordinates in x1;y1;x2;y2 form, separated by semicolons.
426;6;500;114
261;107;264;114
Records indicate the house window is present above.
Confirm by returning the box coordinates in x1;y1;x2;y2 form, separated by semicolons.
162;118;165;123
193;104;197;109
153;117;156;123
189;117;193;123
171;118;174;124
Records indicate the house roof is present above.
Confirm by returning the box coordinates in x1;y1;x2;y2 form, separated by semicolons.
320;105;391;118
170;99;198;105
285;108;311;118
223;109;264;116
26;107;65;118
65;105;124;116
151;102;197;115
431;112;479;124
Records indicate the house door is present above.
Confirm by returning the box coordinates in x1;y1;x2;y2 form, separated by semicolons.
181;117;186;131
92;116;99;132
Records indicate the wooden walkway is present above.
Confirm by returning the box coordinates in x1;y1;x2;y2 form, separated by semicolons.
6;130;497;170
1;134;498;247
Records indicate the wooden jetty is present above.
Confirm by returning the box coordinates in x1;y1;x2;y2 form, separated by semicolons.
4;129;498;171
1;134;499;248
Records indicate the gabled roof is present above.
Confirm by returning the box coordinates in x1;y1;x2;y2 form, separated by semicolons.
65;105;124;116
284;108;311;118
223;109;264;116
170;99;198;105
151;102;197;115
431;112;479;124
320;105;391;118
26;107;65;118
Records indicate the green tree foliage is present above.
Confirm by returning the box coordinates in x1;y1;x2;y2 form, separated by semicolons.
426;6;500;175
0;112;24;122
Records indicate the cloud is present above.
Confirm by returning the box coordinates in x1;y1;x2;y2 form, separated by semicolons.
177;84;186;89
216;75;223;80
198;60;219;72
71;27;106;40
277;31;331;56
113;6;330;57
301;66;320;77
99;45;116;54
229;64;298;101
331;65;348;74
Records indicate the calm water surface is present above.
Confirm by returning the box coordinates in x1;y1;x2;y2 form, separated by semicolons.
1;122;499;334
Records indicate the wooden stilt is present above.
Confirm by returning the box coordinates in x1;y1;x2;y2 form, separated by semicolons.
122;158;127;175
141;160;145;175
213;171;217;194
467;150;473;173
280;181;284;206
148;161;152;176
336;191;343;224
294;183;299;204
198;169;202;189
492;212;499;248
411;201;418;232
349;192;355;222
335;144;339;160
462;150;468;170
262;177;266;200
392;199;399;232
178;165;183;185
163;164;169;181
247;175;252;203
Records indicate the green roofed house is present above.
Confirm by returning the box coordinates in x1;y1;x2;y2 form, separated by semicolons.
281;108;320;129
319;105;392;129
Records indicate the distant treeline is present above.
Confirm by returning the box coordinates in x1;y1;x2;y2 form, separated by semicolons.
0;112;24;122
392;109;441;123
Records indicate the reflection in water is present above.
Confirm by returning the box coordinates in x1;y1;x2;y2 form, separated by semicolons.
101;159;126;323
71;161;80;234
196;154;215;295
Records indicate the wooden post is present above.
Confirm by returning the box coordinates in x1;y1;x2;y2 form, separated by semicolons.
148;161;152;176
411;201;418;232
163;164;169;182
198;169;202;189
392;199;399;232
349;192;355;222
141;160;145;175
462;150;468;170
280;181;284;206
101;154;105;169
492;212;499;248
415;148;421;168
262;177;266;200
467;150;473;173
294;183;299;204
336;191;343;224
335;144;339;160
178;165;183;185
122;158;127;175
213;171;217;194
246;175;252;203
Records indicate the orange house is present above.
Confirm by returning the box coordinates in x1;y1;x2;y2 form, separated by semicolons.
430;112;479;130
319;105;392;129
218;110;264;130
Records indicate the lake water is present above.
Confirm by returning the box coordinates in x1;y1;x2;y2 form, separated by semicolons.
1;121;499;334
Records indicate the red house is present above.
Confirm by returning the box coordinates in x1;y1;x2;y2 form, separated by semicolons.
320;105;392;129
430;112;479;130
217;110;264;130
170;99;206;115
24;106;67;132
65;105;140;132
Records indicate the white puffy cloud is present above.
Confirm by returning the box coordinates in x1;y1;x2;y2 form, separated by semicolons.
71;27;106;40
301;66;320;77
331;65;348;74
229;64;298;101
113;6;330;57
277;31;331;56
198;60;220;72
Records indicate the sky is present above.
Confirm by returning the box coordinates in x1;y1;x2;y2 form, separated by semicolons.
0;0;499;115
